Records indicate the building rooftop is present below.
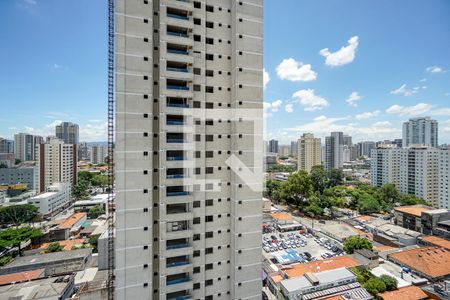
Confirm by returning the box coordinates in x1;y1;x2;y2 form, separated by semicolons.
0;275;73;299
353;215;375;222
379;285;428;300
281;267;356;293
1;248;92;270
58;212;87;230
420;235;450;250
282;256;361;278
321;223;361;241
394;205;432;217
388;246;450;279
38;239;86;251
271;212;293;221
0;269;45;286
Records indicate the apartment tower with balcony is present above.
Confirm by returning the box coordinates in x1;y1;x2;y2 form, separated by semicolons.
114;0;263;299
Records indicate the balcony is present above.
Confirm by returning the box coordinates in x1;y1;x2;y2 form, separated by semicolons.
166;133;185;144
166;168;186;179
167;79;189;91
167;44;189;55
166;186;190;197
166;238;190;250
167;25;189;38
167;273;190;286
166;150;186;161
167;8;189;20
167;203;189;214
167;97;189;108
167;115;185;126
167;256;190;268
167;290;191;300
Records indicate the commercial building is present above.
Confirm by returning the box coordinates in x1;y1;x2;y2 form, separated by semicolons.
290;141;298;157
27;182;71;217
0;166;35;190
14;133;42;162
371;145;450;208
55;121;79;145
114;1;263;299
393;205;433;232
387;246;450;281
0;137;14;154
403;116;438;148
90;144;106;164
325;132;344;170
35;138;77;193
297;133;321;172
269;139;279;154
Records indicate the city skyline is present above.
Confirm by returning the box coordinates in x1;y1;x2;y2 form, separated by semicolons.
1;0;450;143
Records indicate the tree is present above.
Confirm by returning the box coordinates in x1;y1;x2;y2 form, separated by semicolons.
380;184;400;204
281;170;313;207
327;169;344;187
0;163;8;168
343;236;373;254
89;235;99;251
379;275;397;291
0;256;12;267
44;242;63;253
304;196;324;217
72;180;90;200
357;193;381;214
310;165;328;194
0;204;39;226
363;278;386;295
399;194;428;206
14;159;21;165
0;227;43;256
88;205;105;218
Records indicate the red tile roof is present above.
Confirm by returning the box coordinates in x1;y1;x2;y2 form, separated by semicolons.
282;256;361;278
0;269;45;286
379;285;428;300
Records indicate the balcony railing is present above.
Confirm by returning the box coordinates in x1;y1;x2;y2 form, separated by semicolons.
167;49;189;55
167;67;188;73
167;13;189;20
167;156;186;161
167;31;189;38
167;102;189;108
167;138;185;143
167;174;185;179
168;296;191;300
166;191;190;196
167;277;190;286
167;261;190;268
166;243;190;250
167;120;185;125
167;85;189;90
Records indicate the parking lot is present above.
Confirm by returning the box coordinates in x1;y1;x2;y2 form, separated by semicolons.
262;225;346;264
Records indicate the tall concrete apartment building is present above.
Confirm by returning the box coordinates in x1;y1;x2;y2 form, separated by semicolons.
402;117;438;148
268;139;278;154
35;139;77;193
371;145;449;208
325;132;344;170
14;133;43;162
297;133;321;172
356;141;375;157
55;122;80;145
90;144;106;164
0;137;14;154
114;1;263;299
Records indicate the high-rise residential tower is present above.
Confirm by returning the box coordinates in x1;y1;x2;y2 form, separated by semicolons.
297;133;321;172
55;122;80;145
325;132;344;170
402;117;438;148
35;139;77;193
114;1;263;299
0;137;14;154
90;144;106;164
14;133;42;162
268;139;278;153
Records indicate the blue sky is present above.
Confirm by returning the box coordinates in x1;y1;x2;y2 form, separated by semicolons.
0;0;449;143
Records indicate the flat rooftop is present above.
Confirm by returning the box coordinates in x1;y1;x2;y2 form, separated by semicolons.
394;205;432;217
388;246;450;279
271;212;293;221
0;275;73;299
282;256;360;278
38;239;86;251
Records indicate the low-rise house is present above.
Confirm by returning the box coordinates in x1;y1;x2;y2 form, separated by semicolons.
0;248;92;276
418;235;450;251
0;269;45;286
387;246;450;282
379;285;428;300
280;268;372;300
0;274;74;299
46;212;88;241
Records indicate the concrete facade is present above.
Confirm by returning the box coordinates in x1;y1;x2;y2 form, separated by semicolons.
114;1;263;299
297;133;321;173
0;166;35;190
35;139;77;193
55;121;80;145
402;116;438;148
27;182;71;217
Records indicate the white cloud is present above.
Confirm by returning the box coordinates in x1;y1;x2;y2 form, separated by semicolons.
264;100;282;112
345;92;361;107
355;110;380;120
292;89;328;111
285;104;294;113
419;78;427;82
263;68;270;89
426;66;444;73
24;0;37;5
276;58;317;82
389;84;418;97
385;103;432;116
319;36;359;67
53;63;61;69
284;115;400;141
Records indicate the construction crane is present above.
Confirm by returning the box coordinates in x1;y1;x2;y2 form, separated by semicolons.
107;0;115;299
